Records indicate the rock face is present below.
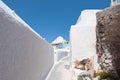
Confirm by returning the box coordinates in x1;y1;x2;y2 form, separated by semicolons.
96;5;120;77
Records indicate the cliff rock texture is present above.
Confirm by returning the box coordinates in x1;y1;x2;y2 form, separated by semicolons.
96;5;120;77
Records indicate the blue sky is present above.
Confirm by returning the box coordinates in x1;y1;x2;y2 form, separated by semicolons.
3;0;110;43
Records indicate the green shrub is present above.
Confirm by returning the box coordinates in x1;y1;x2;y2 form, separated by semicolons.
98;71;119;80
99;71;111;79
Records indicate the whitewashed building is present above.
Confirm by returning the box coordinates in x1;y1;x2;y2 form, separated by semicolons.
52;36;70;63
0;1;54;80
111;0;120;6
70;10;101;72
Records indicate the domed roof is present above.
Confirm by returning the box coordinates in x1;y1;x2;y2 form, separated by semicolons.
52;36;66;44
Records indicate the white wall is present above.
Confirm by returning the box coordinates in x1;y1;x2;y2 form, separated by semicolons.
55;49;69;62
0;1;54;80
111;0;120;6
70;10;100;68
70;26;96;60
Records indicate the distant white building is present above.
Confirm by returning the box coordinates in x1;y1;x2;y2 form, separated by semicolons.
70;10;101;71
111;0;120;6
52;36;70;63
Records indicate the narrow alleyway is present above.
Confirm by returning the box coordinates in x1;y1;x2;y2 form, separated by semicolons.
46;56;72;80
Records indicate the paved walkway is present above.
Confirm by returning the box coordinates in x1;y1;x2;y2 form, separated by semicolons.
46;56;72;80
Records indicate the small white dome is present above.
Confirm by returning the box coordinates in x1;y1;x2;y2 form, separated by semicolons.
52;36;66;44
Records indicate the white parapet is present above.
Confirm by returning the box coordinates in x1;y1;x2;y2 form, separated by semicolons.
111;0;120;6
0;1;54;80
54;49;70;62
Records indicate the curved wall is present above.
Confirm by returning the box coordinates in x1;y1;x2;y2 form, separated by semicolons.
55;50;69;62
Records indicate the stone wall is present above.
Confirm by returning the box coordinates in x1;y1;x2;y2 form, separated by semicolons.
96;5;120;77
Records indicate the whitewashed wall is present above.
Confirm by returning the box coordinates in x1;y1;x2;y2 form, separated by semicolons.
111;0;120;6
55;49;69;62
0;1;54;80
70;10;100;69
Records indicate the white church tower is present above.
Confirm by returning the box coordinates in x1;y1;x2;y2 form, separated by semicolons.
111;0;120;6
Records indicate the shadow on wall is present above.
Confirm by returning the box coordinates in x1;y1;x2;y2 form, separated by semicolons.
0;1;54;80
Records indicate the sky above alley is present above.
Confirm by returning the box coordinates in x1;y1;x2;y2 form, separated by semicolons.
3;0;110;43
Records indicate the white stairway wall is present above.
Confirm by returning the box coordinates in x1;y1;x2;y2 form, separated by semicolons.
0;1;54;80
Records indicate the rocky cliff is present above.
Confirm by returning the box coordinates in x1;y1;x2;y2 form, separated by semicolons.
96;5;120;77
